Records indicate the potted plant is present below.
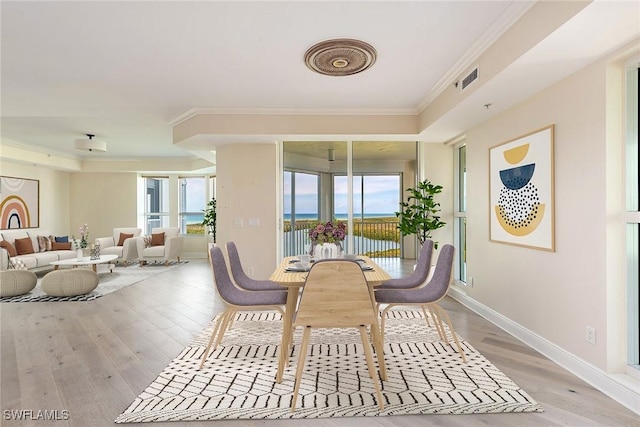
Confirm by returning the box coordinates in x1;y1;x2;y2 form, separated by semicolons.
201;198;217;243
396;179;446;248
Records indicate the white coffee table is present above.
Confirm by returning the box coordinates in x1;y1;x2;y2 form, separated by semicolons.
50;254;118;273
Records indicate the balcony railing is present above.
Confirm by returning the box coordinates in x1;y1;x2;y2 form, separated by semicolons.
283;220;400;258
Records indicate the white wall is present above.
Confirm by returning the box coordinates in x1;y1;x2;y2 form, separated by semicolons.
423;143;454;252
463;44;635;372
216;143;278;278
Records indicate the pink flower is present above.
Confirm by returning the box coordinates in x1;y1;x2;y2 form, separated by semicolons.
308;220;346;244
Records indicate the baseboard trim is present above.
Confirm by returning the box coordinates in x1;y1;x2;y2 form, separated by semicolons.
448;287;640;416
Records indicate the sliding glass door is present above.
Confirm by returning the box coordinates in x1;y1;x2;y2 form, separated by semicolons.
334;174;401;257
283;170;319;256
282;140;416;258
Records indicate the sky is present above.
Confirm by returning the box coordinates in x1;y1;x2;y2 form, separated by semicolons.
284;173;401;215
182;177;206;211
183;173;402;217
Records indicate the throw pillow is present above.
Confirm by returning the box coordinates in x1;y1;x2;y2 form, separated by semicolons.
0;240;17;257
142;235;153;248
37;235;51;252
14;237;35;255
51;241;72;250
9;258;28;270
151;232;165;246
55;236;69;243
117;233;134;246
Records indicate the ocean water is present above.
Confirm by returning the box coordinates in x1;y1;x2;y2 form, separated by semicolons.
184;213;395;223
183;213;396;225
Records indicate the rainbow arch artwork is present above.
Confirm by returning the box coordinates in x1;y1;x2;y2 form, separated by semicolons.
0;176;39;230
489;126;555;251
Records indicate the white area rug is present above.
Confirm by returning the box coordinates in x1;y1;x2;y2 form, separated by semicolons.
116;310;543;422
0;262;184;303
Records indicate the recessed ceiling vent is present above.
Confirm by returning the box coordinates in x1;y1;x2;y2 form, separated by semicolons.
456;65;479;92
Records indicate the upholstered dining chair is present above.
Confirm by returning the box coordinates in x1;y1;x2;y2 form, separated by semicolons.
226;242;283;291
198;246;287;370
377;239;434;290
375;244;467;363
375;239;440;332
290;259;385;412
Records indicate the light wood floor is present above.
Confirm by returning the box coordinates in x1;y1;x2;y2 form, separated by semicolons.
1;259;638;426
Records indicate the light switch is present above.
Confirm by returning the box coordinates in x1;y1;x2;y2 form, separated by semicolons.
248;218;260;226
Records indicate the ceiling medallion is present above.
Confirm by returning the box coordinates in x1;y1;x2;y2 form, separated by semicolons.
304;38;377;77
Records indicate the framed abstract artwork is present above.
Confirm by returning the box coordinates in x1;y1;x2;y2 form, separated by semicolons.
0;176;40;229
489;125;555;251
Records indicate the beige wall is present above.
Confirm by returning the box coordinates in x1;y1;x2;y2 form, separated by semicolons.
463;44;636;371
70;172;138;239
423;143;454;252
0;160;71;235
216;143;278;278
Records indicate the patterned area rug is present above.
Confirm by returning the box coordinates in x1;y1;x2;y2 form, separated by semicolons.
116;310;543;422
0;261;185;303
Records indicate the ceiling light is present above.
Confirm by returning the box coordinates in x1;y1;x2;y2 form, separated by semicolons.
74;134;106;152
305;38;377;77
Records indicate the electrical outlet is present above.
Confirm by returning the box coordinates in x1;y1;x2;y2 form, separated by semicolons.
468;276;474;287
586;326;596;344
248;267;254;277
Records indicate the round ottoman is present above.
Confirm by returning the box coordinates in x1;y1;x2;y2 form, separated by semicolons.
0;270;38;297
41;269;99;297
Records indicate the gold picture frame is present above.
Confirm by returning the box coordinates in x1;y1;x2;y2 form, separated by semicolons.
489;125;555;251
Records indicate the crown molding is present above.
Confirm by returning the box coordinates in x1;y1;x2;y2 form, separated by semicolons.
0;137;77;160
168;107;419;127
417;1;535;113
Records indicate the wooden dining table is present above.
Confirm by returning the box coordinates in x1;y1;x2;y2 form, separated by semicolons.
269;255;391;383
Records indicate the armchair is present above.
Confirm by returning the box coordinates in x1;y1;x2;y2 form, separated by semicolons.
94;227;142;266
136;227;183;266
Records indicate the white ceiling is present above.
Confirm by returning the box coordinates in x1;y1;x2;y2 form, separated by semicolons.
1;1;638;162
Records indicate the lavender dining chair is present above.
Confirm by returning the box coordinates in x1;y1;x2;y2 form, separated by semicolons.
375;244;467;362
226;241;283;291
375;239;440;332
376;239;434;290
199;246;287;369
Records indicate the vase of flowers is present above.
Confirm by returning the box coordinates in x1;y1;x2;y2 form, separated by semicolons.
308;220;346;260
72;223;89;257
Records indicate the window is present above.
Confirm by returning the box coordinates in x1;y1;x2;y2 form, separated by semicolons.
626;66;639;373
179;176;206;235
144;177;170;234
454;143;467;283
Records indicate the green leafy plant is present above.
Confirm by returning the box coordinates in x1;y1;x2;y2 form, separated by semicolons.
395;179;446;248
201;198;217;243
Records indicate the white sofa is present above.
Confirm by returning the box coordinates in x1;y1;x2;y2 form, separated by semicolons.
135;227;184;266
0;230;76;271
94;227;142;265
